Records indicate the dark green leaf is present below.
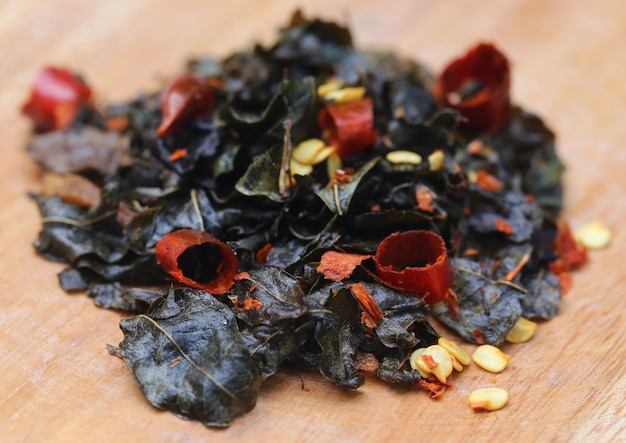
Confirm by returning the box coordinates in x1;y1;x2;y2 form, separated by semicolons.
432;258;523;345
116;287;261;428
316;158;379;214
315;288;365;388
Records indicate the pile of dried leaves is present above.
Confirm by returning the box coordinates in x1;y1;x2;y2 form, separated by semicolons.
23;12;586;427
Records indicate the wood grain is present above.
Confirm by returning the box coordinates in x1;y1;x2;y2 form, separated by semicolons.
1;1;625;441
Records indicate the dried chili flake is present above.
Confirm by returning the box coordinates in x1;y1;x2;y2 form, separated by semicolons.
504;252;531;281
418;377;448;399
241;297;263;310
557;271;573;295
105;115;129;131
494;218;514;235
318;97;378;156
256;243;272;264
552;222;588;271
349;282;383;328
168;147;188;162
22;66;92;131
155;228;238;294
374;230;454;305
467;139;484;155
317;250;371;282
472;328;485;345
475;169;503;192
421;353;439;370
157;73;215;138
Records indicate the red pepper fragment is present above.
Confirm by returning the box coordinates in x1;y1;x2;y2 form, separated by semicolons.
318;97;378;156
21;66;92;131
349;282;384;329
168;147;188;162
241;297;263;311
317;250;371;282
433;43;511;136
157;74;215;138
547;222;588;290
494;218;514;235
256;243;272;264
155;228;238;294
418;377;448;399
374;230;454;305
421;353;439;370
475;169;503;192
471;328;485;345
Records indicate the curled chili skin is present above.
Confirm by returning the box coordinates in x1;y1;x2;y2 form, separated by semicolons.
157;74;215;138
21;66;92;131
374;230;453;305
432;43;511;136
318;97;378;156
155;228;238;294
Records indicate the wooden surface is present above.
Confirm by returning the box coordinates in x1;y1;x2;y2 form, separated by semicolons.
1;1;625;441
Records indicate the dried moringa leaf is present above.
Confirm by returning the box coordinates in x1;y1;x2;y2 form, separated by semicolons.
115;287;261;427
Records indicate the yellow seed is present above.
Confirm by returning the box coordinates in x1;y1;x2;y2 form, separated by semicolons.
385;150;423;165
326;151;342;181
472;345;511;373
317;79;344;97
290;159;313;177
416;344;453;383
322;86;366;104
438;337;471;365
466;170;477;183
292;139;327;165
450;354;464;372
409;348;430;378
506;317;538;344
574;220;611;250
428;149;445;171
309;146;336;165
469;387;509;411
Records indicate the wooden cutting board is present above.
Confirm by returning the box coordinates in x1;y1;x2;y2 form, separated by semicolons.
2;1;624;441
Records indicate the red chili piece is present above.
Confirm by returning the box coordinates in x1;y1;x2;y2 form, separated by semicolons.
374;230;453;305
317;250;371;282
318;97;378;156
21;66;92;131
155;228;238;294
157;74;215;138
547;222;588;276
432;43;511;136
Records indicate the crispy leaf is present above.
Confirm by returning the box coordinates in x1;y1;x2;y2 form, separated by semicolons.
316;157;379;214
315;288;365;388
116;287;261;427
432;258;523;345
228;266;309;326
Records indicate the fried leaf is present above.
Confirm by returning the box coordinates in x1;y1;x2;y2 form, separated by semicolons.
26;126;126;175
520;271;561;319
432;258;523;345
316;157;379;214
235;143;285;202
240;318;315;379
116;287;261;428
228;266;309;326
362;282;439;350
315;287;365;388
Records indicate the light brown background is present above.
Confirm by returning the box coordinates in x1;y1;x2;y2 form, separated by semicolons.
1;1;624;441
